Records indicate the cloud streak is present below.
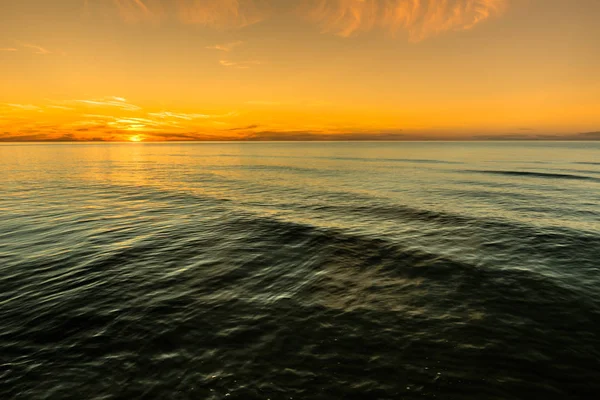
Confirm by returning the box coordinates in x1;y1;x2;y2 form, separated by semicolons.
112;0;165;23
206;40;244;51
0;96;244;141
70;96;142;111
220;59;261;68
176;0;269;29
148;111;238;120
2;103;43;112
110;0;269;28
19;42;53;55
303;0;507;41
105;0;506;40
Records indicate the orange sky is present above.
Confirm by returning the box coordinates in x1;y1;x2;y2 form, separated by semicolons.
1;0;599;142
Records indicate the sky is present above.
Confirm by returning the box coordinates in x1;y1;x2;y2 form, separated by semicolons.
1;0;599;142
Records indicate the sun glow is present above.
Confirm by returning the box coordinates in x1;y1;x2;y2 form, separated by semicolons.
129;135;143;142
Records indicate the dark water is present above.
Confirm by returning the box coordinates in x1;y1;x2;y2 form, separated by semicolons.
1;142;599;399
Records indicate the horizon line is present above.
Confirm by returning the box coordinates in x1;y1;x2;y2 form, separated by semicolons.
1;139;600;144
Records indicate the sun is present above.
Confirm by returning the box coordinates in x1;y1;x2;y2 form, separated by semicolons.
129;135;143;142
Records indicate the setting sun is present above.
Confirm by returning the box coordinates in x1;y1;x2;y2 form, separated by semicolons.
129;135;143;142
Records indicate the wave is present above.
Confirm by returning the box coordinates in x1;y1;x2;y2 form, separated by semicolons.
467;170;600;182
326;157;460;164
3;198;600;399
81;181;600;264
5;210;596;322
233;164;340;175
196;153;460;164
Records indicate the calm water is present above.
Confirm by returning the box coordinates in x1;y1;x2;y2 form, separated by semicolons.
1;142;599;399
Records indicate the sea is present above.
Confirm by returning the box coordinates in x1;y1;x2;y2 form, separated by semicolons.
1;141;599;399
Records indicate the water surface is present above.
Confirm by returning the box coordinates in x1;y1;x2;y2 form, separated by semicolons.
1;142;599;399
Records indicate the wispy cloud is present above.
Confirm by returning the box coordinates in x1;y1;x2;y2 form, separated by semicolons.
149;111;212;120
148;111;239;120
0;96;242;140
206;41;244;52
0;48;18;52
65;109;238;135
303;0;507;41
47;105;75;111
227;124;260;131
104;0;506;40
112;0;164;24
108;116;170;131
70;96;142;111
19;42;52;55
220;59;261;69
176;0;269;29
2;104;43;112
110;0;269;28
